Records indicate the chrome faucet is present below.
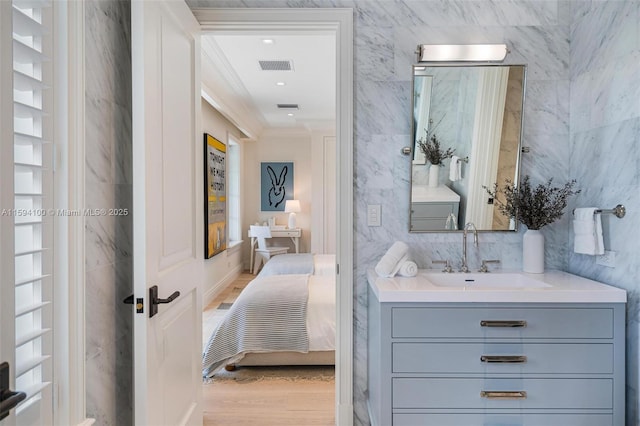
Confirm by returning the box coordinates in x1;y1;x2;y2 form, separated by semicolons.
460;222;478;273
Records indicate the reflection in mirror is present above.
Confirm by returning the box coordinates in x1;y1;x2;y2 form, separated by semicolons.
410;64;526;232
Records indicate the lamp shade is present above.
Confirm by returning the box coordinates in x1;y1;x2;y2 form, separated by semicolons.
284;200;300;229
284;199;301;213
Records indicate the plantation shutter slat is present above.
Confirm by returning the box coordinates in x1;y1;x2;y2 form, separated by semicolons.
11;0;53;416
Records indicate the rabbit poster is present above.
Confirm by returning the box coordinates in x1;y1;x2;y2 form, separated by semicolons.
205;133;227;258
260;162;294;211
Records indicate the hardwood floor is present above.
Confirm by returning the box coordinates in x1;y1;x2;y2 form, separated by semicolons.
203;379;334;425
202;272;335;426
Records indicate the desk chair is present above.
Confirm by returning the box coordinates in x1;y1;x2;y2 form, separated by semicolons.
250;225;289;274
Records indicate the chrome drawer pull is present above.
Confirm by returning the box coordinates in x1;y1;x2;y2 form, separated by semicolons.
480;355;527;363
480;391;527;400
480;320;527;328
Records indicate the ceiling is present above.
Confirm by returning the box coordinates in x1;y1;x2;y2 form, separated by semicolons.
201;33;336;138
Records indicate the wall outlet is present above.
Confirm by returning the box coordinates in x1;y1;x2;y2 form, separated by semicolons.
367;204;381;227
596;250;616;268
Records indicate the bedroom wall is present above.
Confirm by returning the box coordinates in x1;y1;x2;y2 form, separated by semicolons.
201;98;246;304
242;128;313;266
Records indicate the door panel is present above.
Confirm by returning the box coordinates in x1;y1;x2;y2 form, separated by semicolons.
131;1;203;425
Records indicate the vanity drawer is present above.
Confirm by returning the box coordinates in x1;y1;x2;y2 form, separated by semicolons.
392;378;612;410
392;342;613;374
391;307;613;339
393;413;613;426
410;218;449;231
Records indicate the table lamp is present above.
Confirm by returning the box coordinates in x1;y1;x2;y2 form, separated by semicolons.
284;199;301;229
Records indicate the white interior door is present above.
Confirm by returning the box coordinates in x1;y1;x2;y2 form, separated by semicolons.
131;1;203;425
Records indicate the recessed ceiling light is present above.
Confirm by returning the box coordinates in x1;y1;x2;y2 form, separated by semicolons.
287;113;294;117
262;39;274;45
276;82;286;86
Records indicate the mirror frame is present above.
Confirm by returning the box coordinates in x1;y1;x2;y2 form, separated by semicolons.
409;63;527;233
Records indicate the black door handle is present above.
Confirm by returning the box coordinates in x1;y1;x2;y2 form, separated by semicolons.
149;285;180;318
0;362;26;421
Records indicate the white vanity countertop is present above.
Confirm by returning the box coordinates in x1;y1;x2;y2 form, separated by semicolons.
367;268;627;303
412;185;461;203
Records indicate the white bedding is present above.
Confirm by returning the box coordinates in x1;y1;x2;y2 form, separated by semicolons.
307;274;335;351
258;253;336;277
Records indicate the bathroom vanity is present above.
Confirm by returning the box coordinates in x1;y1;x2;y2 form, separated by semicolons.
367;270;626;426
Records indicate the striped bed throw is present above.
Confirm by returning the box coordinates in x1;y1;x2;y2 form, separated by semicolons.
202;274;310;378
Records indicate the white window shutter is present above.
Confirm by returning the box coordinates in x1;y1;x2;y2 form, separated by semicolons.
12;0;54;418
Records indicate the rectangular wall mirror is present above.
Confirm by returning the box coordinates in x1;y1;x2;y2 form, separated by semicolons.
410;64;526;232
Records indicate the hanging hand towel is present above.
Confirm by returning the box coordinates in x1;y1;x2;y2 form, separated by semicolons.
375;241;409;277
397;260;418;277
449;156;462;182
573;208;604;255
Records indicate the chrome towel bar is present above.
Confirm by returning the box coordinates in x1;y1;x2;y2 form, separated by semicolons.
573;204;626;219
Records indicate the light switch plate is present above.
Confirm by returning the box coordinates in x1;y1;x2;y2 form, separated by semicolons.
367;204;381;227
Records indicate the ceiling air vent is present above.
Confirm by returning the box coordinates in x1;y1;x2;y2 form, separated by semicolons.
259;60;293;71
277;104;299;110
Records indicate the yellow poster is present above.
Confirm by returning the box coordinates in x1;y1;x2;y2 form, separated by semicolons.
205;134;226;258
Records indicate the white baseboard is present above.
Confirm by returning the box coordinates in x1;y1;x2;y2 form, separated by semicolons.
203;264;243;307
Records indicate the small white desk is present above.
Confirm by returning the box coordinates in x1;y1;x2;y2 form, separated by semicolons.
248;228;302;273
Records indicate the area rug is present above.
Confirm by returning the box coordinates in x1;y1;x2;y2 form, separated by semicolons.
204;365;335;384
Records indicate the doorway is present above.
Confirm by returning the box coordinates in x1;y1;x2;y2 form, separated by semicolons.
193;7;354;424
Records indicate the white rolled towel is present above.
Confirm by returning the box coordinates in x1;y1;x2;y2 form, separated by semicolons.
573;208;604;255
375;241;409;277
397;260;418;277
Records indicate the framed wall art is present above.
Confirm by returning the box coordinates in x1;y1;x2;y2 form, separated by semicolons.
260;162;294;211
204;133;226;258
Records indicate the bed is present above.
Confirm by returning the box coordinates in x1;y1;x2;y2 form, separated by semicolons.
202;254;336;377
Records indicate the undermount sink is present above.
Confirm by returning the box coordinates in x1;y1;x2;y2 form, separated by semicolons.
422;272;552;289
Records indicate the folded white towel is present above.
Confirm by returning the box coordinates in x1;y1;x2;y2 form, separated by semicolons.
375;241;410;277
573;208;604;255
397;260;418;277
449;156;462;182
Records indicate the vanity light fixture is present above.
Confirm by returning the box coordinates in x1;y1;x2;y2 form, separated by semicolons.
417;44;508;62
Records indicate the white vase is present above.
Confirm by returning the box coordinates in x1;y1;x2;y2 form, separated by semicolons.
428;164;440;187
522;229;544;273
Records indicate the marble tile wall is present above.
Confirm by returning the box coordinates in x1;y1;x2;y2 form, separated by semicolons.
85;1;133;425
567;1;640;423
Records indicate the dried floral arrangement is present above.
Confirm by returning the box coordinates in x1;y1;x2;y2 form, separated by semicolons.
417;133;454;166
484;175;581;230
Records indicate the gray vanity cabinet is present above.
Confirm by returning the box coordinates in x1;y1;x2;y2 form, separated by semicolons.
410;201;459;231
367;288;625;426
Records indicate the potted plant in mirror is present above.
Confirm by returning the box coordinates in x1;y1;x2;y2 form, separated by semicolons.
484;176;580;273
416;132;454;188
